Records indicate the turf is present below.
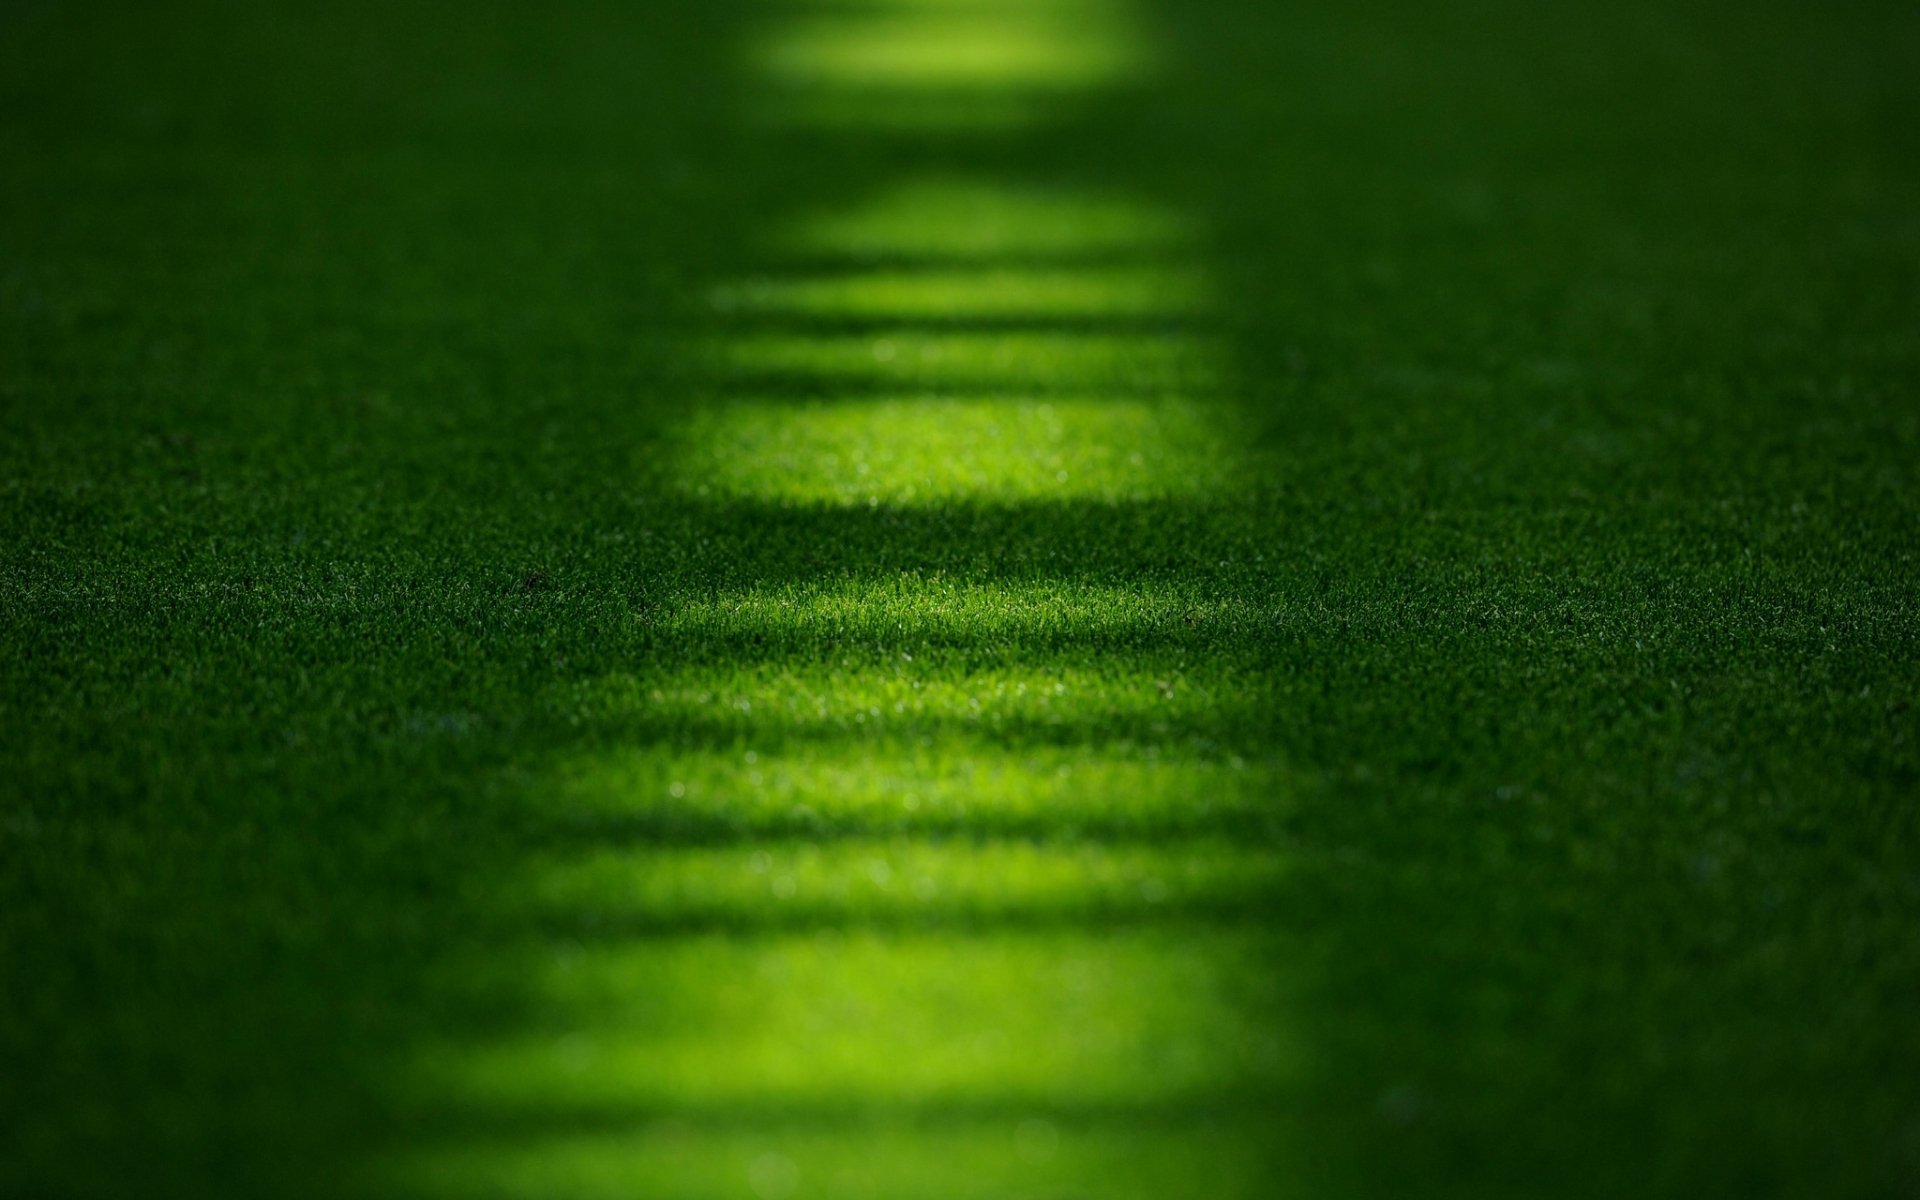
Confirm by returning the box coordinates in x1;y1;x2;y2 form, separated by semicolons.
3;0;1918;1197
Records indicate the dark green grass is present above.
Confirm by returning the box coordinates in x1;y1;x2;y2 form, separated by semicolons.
4;0;1920;1197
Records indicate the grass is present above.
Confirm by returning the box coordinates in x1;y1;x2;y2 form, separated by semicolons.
3;0;1918;1198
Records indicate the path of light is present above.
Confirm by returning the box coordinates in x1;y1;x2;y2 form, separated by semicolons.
380;0;1298;1195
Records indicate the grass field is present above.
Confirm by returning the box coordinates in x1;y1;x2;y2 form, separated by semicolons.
3;0;1919;1197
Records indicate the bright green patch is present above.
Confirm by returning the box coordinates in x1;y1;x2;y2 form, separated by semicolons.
780;178;1195;262
673;397;1235;502
402;930;1300;1112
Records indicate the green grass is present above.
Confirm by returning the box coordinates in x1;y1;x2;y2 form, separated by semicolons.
3;0;1919;1198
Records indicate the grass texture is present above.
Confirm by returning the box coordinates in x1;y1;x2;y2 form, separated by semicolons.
3;0;1918;1197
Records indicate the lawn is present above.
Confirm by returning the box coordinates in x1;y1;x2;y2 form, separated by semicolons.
3;0;1917;1197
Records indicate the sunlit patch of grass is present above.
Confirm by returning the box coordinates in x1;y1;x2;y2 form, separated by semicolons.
504;835;1286;930
783;178;1195;262
546;744;1283;840
753;12;1144;93
673;395;1236;504
709;265;1209;322
401;930;1302;1113
571;659;1260;751
382;1118;1295;1200
651;579;1263;651
746;0;1146;131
